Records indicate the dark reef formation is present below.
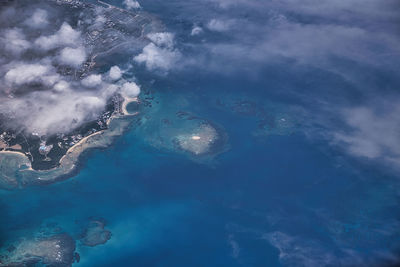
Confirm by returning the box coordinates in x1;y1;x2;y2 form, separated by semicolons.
80;218;112;247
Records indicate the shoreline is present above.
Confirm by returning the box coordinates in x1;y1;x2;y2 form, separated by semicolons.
57;130;104;170
121;96;139;115
0;97;139;189
0;149;27;157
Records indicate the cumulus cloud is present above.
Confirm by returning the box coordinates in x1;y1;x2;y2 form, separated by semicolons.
53;80;70;93
121;82;140;98
81;74;102;88
135;43;181;71
108;66;123;81
25;8;49;29
134;32;181;71
2;28;30;55
5;63;59;87
0;2;144;136
147;32;174;48
2;92;107;135
123;0;141;10
58;46;87;67
35;22;81;51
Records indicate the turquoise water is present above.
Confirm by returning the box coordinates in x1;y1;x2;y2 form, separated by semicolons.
1;0;400;266
1;83;400;265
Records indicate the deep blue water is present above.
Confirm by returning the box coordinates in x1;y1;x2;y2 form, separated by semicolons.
1;81;400;266
1;0;400;266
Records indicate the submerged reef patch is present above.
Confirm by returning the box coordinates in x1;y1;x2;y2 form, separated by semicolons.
0;233;76;267
215;97;299;137
0;216;114;266
139;107;228;161
174;122;220;155
80;218;112;247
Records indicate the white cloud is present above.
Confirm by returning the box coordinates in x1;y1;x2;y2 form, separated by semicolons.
4;93;106;136
53;80;70;93
333;103;400;167
5;63;59;87
0;1;148;137
191;26;203;36
134;43;181;71
58;47;87;67
121;82;140;98
207;19;235;32
123;0;141;10
25;9;49;29
0;77;121;135
81;74;102;88
147;32;174;48
108;66;123;81
2;28;30;55
134;32;181;72
35;22;81;51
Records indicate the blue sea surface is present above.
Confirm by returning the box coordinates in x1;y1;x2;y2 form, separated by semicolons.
1;79;400;266
1;0;400;266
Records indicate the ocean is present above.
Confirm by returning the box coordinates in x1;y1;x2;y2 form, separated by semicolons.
1;0;400;266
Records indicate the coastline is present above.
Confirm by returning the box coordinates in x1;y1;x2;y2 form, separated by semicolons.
121;96;139;115
0;0;157;191
0;98;139;190
0;150;27;157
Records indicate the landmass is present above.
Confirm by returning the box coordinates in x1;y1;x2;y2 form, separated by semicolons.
0;0;161;189
0;97;139;190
